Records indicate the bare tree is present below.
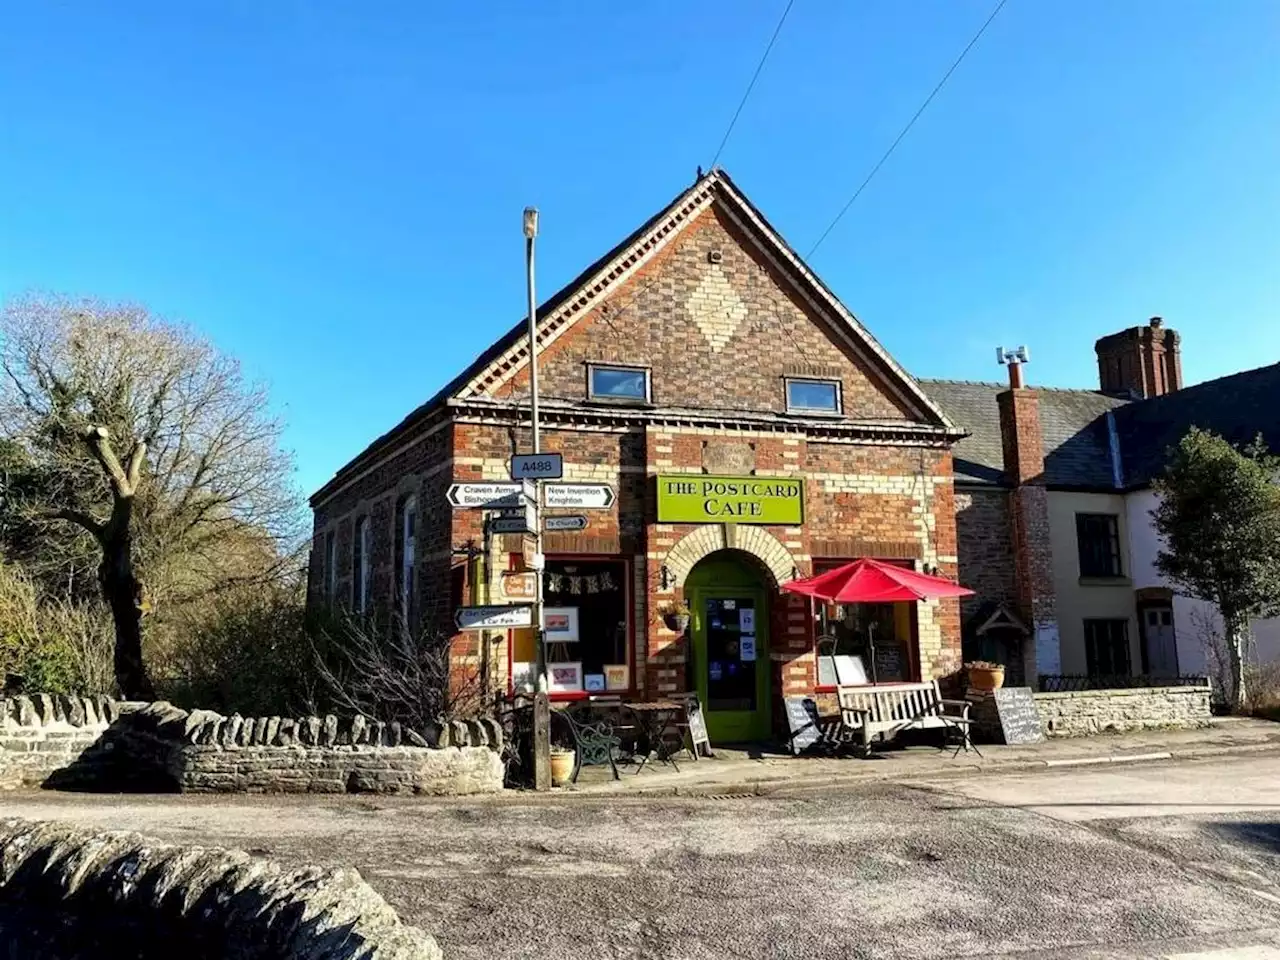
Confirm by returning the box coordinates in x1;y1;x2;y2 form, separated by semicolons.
0;296;302;698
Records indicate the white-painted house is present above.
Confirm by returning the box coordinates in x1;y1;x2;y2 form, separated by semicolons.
924;317;1280;691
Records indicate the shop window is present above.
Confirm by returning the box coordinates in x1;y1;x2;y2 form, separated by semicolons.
1084;619;1130;677
1076;513;1122;578
352;517;371;614
513;558;630;696
813;559;915;687
785;378;842;415
587;364;650;403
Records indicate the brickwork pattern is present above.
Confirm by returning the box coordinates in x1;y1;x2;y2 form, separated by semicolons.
493;204;915;421
955;488;1017;627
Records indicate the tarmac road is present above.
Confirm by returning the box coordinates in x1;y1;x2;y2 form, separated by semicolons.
5;753;1280;959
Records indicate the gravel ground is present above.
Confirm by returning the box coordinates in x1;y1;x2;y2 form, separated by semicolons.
6;767;1280;960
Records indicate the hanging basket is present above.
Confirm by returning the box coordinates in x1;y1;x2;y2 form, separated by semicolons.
664;613;691;633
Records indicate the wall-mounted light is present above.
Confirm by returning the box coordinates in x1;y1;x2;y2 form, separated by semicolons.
660;564;674;591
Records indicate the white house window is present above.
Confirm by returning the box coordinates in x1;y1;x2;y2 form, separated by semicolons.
785;378;842;414
353;516;371;613
396;495;417;620
588;364;650;402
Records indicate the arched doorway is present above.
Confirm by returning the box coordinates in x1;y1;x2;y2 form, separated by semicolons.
685;550;773;742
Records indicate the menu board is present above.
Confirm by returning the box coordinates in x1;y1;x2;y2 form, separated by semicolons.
993;687;1045;745
783;696;822;755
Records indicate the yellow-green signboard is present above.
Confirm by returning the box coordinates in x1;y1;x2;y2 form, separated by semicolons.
656;474;804;525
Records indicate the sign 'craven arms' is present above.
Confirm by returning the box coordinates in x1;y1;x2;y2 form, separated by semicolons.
656;474;804;525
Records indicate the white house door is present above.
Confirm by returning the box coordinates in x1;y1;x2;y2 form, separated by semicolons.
1143;607;1178;677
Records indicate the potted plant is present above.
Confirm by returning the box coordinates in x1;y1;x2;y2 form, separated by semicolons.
549;746;576;787
966;660;1006;691
663;600;691;634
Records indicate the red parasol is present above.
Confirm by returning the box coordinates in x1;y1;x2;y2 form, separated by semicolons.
781;558;974;604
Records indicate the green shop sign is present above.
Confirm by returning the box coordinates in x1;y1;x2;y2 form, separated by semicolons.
656;474;804;525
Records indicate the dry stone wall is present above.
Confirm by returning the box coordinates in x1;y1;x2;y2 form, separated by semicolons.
0;694;504;796
0;817;439;958
113;702;505;795
0;694;118;790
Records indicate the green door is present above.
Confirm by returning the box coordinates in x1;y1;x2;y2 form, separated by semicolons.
687;555;771;742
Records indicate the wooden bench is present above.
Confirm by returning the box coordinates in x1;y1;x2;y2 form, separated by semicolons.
837;681;975;754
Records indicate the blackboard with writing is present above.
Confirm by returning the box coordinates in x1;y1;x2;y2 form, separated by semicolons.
685;697;712;757
993;687;1044;745
784;696;822;755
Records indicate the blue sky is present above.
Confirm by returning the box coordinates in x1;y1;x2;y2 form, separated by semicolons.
2;2;1277;496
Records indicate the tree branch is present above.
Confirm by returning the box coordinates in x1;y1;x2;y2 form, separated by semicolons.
80;425;130;494
125;440;146;490
43;507;106;541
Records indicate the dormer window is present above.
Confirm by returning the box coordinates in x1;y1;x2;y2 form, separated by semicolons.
588;364;650;403
785;377;842;415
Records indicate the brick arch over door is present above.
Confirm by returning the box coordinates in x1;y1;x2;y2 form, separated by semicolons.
665;525;796;588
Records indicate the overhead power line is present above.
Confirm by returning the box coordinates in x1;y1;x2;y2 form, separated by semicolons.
807;0;1009;258
709;0;797;169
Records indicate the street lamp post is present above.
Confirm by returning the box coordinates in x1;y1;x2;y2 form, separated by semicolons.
523;206;552;792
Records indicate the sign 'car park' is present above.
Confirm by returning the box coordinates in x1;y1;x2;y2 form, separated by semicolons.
454;605;534;631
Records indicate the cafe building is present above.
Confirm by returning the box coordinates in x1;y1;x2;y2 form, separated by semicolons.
308;169;968;742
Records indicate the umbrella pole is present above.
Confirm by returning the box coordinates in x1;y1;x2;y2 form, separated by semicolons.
867;622;878;686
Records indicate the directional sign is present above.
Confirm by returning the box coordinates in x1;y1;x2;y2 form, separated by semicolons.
454;604;534;631
544;514;589;532
447;480;535;510
490;501;537;535
543;483;615;510
511;453;564;481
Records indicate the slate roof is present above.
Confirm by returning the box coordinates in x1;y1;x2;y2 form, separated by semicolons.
919;379;1130;489
1111;361;1280;487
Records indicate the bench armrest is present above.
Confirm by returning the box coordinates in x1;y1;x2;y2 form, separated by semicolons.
937;699;972;719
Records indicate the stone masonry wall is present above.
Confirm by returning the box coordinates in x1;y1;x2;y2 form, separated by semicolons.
114;702;504;795
0;696;504;796
0;818;438;958
1034;685;1211;737
0;694;118;790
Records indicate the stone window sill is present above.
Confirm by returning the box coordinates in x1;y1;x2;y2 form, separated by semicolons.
1077;575;1133;588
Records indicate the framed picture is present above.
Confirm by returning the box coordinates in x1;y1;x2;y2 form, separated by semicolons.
604;664;629;691
584;673;606;693
544;607;580;643
512;661;536;692
548;662;583;693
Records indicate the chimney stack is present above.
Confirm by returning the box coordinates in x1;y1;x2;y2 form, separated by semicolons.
994;345;1060;679
1095;317;1182;399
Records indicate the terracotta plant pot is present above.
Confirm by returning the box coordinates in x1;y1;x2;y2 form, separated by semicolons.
549;750;576;787
968;664;1006;691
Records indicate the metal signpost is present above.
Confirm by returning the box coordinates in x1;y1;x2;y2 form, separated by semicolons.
447;481;535;510
543;514;589;532
454;604;535;631
489;501;537;536
511;452;563;481
542;483;615;510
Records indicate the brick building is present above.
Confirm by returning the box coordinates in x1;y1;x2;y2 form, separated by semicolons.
309;169;966;740
924;318;1280;693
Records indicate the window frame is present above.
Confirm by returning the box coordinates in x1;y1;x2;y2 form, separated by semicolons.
585;363;651;405
352;516;371;614
324;530;336;603
784;377;843;416
1084;618;1131;678
1076;512;1123;579
396;495;417;624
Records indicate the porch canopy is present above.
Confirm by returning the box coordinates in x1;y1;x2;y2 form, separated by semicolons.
782;558;974;604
